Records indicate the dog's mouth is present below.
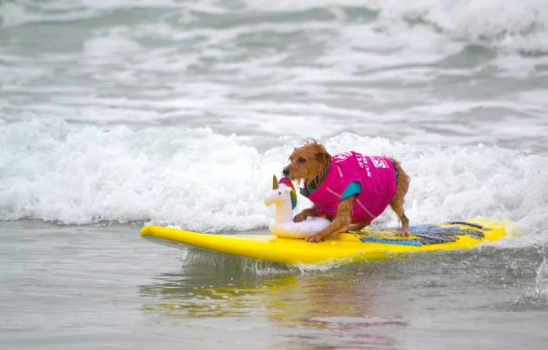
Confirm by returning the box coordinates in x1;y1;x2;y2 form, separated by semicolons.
289;175;299;181
283;170;297;182
283;173;303;186
282;169;309;187
290;177;305;188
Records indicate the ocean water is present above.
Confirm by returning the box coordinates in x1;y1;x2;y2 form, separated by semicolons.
1;0;548;349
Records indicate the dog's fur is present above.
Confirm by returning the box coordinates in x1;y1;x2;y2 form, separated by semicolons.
283;139;410;242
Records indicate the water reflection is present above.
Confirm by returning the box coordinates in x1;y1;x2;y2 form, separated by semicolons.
139;249;407;349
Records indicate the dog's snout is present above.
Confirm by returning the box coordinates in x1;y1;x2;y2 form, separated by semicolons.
283;167;290;176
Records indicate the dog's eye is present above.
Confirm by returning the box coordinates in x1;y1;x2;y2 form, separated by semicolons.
298;158;306;163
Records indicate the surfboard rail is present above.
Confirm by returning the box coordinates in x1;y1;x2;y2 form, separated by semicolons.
140;218;511;265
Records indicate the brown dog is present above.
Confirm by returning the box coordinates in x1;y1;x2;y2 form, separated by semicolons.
283;139;410;242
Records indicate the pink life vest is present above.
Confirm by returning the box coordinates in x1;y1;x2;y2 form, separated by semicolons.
304;152;397;224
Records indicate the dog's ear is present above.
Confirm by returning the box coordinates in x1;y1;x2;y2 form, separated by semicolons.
315;149;330;164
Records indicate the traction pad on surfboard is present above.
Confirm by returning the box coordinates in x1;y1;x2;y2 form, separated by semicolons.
356;223;486;246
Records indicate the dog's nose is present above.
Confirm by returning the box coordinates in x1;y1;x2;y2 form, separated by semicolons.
282;167;290;176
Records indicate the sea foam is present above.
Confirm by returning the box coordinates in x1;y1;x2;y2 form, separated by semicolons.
1;0;547;52
1;118;547;245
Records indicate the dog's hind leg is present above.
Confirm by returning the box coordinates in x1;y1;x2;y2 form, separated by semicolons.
390;199;410;237
389;159;411;237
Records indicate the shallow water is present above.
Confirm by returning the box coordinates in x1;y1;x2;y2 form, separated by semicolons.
1;0;548;349
1;221;548;350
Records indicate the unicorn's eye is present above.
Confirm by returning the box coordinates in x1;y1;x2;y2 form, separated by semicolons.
298;158;306;163
278;191;281;195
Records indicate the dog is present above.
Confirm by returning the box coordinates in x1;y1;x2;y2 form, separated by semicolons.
283;139;410;242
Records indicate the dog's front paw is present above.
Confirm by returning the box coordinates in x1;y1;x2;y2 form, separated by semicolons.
305;233;323;243
293;212;308;223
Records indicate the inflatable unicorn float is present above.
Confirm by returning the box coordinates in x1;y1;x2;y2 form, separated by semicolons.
264;175;331;238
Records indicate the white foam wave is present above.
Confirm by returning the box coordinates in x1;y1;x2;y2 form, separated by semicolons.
247;0;548;53
0;0;183;28
0;118;283;231
1;118;547;245
2;0;547;53
375;0;548;52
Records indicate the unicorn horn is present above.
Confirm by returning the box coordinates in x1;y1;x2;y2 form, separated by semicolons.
272;175;279;189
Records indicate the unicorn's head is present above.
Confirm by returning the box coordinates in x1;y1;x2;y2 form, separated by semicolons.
264;175;297;209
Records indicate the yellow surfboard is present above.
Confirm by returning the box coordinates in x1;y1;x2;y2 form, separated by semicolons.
140;218;511;265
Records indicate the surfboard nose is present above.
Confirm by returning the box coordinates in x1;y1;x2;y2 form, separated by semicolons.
140;226;153;236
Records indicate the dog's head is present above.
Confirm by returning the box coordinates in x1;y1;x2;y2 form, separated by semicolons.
283;139;331;183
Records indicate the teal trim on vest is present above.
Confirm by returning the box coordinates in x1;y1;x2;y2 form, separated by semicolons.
306;181;362;199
